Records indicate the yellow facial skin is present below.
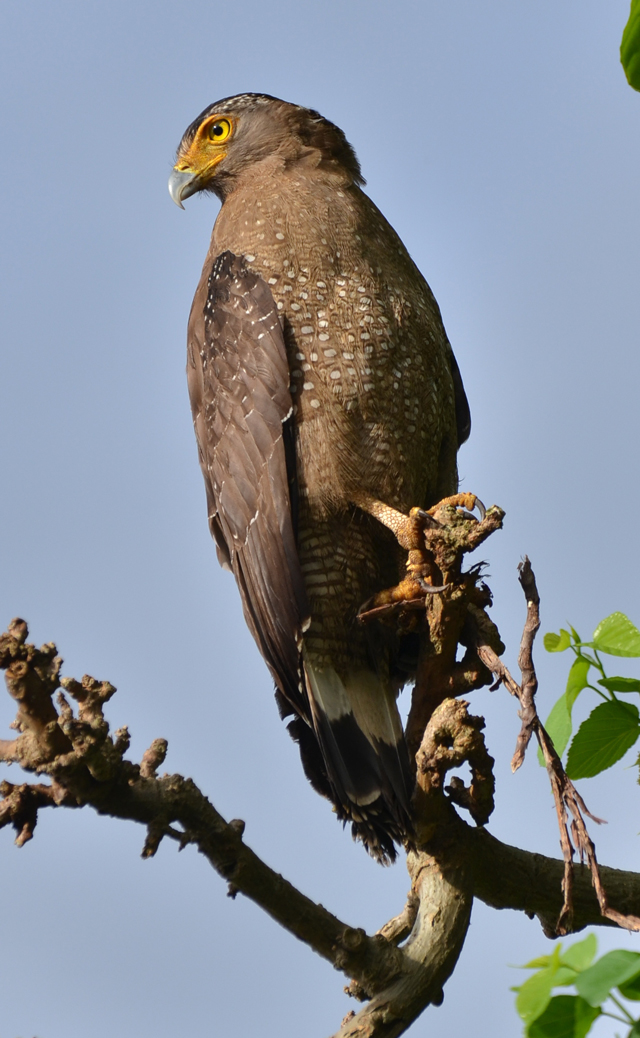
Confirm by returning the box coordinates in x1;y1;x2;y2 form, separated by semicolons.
174;116;234;181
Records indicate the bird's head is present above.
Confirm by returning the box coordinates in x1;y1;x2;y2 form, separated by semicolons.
168;93;363;207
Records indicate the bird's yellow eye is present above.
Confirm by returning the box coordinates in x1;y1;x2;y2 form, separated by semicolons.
208;118;232;143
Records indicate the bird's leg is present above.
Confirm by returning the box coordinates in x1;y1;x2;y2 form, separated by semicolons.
354;492;486;621
353;493;484;545
352;496;444;617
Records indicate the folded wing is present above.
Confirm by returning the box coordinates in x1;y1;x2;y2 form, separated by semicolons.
187;251;310;715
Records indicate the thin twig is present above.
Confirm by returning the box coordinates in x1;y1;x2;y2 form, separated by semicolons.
472;558;640;935
375;891;420;945
512;558;541;768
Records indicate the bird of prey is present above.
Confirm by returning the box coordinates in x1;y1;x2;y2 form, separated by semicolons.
169;94;470;862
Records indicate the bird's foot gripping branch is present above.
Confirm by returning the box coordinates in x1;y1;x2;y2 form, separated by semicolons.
359;497;505;760
2;508;640;1038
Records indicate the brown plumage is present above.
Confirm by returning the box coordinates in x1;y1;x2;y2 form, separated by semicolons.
169;94;470;862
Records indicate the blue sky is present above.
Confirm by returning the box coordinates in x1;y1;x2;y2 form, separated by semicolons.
1;2;639;1036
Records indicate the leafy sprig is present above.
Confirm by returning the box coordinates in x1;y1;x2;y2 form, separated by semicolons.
513;934;640;1037
541;613;640;779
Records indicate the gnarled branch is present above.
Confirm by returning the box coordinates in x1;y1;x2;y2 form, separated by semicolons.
4;508;640;1037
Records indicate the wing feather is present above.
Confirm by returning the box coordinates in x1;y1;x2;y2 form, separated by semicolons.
448;347;471;447
187;251;309;713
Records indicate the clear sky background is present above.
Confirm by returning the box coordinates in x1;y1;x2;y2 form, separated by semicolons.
1;2;639;1036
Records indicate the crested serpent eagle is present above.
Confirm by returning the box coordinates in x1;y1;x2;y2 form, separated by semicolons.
169;94;470;862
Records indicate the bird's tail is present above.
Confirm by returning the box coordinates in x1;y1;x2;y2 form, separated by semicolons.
303;657;413;863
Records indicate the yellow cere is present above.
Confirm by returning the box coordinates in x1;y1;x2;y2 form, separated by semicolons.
174;115;234;176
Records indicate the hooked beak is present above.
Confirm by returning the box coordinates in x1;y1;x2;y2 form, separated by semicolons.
168;168;200;209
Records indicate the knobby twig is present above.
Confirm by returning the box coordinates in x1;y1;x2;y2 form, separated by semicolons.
513;558;541;768
413;698;495;835
0;619;407;998
471;557;640;936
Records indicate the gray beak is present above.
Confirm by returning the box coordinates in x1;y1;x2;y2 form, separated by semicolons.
168;168;199;209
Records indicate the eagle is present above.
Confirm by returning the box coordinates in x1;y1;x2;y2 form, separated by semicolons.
169;94;470;862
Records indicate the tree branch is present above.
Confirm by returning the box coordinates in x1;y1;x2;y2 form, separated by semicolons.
468;826;640;936
4;618;640;1037
4;506;640;1037
333;848;473;1038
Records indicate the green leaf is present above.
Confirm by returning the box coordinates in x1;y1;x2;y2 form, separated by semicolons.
516;969;557;1025
618;972;640;1001
560;935;597;973
515;949;578;1025
545;629;572;653
566;700;640;779
621;0;640;91
538;659;592;765
629;1020;640;1037
575;950;640;1005
521;956;553;970
527;996;600;1038
566;659;591;706
593;613;640;657
598;677;640;694
539;696;573;766
553;967;579;987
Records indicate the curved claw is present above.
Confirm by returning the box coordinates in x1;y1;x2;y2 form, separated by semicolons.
417;578;450;595
457;498;487;523
426;493;485;523
473;497;486;521
413;508;441;528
